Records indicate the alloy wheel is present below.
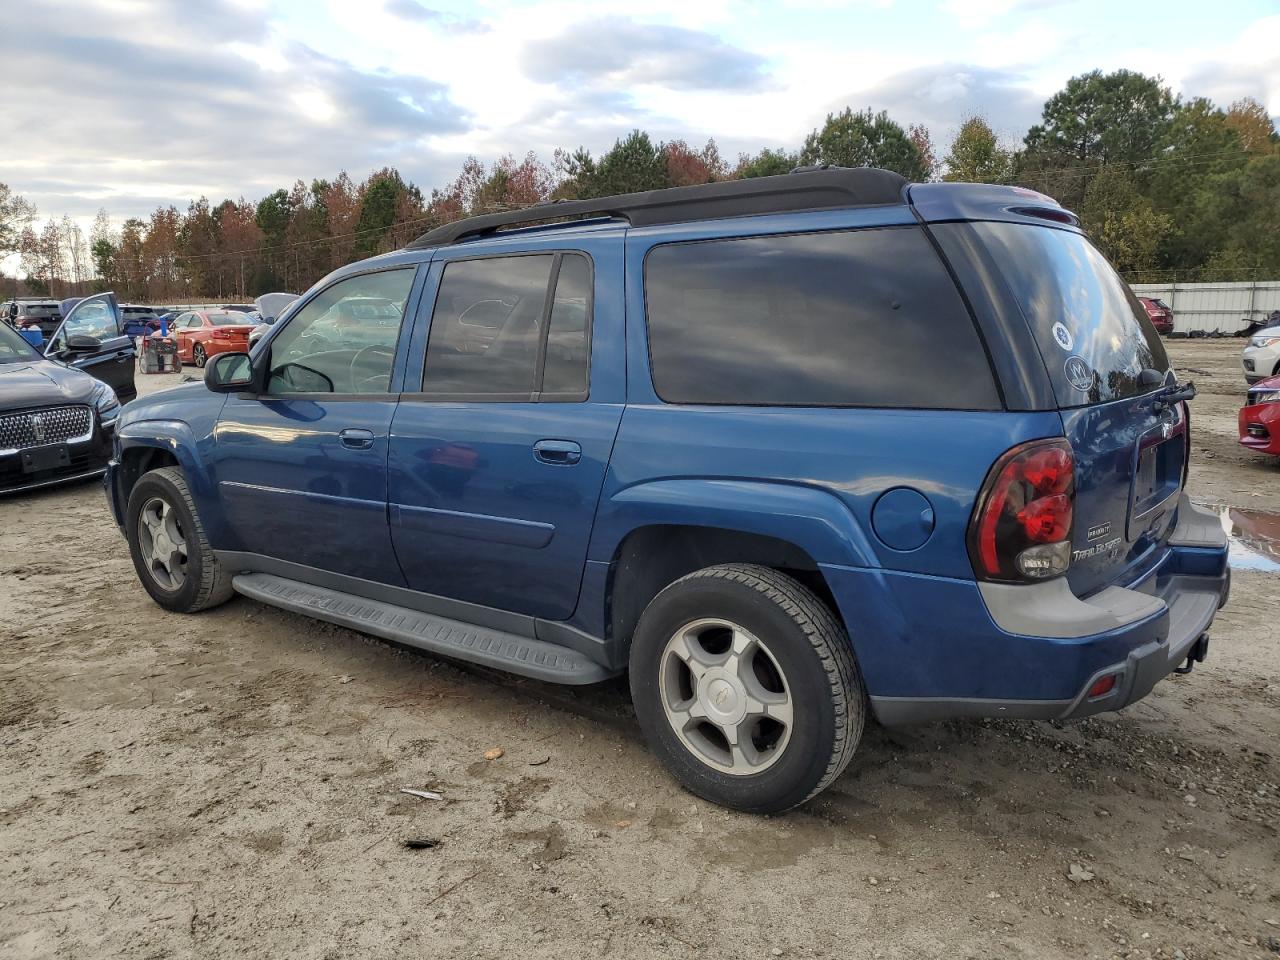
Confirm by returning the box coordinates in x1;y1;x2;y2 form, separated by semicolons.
658;618;794;775
137;496;188;591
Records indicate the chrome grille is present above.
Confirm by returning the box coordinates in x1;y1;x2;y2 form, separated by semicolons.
0;405;93;452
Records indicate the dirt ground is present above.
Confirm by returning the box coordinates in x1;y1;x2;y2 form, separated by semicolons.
2;340;1277;960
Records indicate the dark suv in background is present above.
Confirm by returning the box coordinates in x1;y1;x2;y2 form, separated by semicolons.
105;169;1228;813
4;299;63;337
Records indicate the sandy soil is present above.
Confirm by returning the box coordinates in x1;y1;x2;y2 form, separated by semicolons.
2;341;1277;960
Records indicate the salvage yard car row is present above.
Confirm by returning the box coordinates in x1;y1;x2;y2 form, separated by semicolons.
0;292;296;494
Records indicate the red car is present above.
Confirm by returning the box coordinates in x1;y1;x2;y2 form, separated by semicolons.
1239;374;1280;456
172;309;256;367
1139;297;1174;335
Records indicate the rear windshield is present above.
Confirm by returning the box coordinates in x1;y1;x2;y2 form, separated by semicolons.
209;312;249;326
644;226;1000;409
19;305;59;317
971;222;1169;407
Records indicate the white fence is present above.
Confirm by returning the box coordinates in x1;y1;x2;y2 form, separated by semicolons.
1129;280;1280;335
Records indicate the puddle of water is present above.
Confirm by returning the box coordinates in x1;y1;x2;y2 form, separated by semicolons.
1197;501;1280;574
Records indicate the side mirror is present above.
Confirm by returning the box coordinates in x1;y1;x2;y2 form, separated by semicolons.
66;334;101;354
205;352;254;393
1141;368;1172;391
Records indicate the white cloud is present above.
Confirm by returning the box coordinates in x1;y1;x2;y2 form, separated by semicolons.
1175;14;1280;114
3;0;1277;263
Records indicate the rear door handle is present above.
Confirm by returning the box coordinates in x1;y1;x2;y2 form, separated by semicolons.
533;439;581;465
338;428;376;450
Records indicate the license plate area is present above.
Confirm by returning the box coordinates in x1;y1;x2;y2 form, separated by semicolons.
21;444;71;474
1129;417;1186;539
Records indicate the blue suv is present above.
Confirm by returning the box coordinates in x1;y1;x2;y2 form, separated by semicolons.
105;168;1230;813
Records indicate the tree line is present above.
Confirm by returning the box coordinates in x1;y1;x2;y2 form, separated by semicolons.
2;68;1277;304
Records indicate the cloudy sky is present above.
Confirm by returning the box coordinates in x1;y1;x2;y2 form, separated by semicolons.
4;0;1279;229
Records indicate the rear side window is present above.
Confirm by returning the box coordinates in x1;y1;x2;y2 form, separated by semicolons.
644;227;999;408
967;222;1169;407
422;253;591;400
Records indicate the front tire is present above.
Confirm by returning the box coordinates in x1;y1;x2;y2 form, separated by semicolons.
126;466;234;613
629;563;865;814
193;344;207;368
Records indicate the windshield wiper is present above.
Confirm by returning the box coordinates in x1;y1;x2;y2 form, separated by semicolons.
1155;380;1196;411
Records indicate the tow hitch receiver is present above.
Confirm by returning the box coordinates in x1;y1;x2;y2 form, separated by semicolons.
1173;633;1210;675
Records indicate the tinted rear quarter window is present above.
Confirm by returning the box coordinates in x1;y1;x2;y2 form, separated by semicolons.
966;222;1169;407
643;227;999;409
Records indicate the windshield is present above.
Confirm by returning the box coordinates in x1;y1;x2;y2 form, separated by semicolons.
971;222;1169;407
0;322;39;361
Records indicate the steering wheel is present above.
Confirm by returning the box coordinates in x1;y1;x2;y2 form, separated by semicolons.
349;344;396;392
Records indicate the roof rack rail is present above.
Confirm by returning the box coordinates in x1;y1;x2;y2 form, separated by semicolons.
407;166;908;249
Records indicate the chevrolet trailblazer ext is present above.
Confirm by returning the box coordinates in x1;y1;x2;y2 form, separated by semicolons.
105;169;1229;813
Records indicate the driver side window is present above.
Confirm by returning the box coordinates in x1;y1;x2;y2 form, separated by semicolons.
50;300;118;354
266;269;415;395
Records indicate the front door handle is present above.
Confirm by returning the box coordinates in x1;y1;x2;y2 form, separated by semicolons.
533;439;582;465
338;428;376;450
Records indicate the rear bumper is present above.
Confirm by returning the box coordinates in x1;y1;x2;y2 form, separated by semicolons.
823;496;1230;726
204;339;248;358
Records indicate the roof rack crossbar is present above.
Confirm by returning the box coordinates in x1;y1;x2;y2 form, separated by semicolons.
407;167;908;249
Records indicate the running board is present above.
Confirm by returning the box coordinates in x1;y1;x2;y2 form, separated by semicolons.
232;573;612;685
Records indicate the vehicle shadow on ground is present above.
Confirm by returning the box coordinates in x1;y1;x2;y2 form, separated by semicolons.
436;645;1274;867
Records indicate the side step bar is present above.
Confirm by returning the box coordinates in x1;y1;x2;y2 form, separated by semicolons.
232;573;613;685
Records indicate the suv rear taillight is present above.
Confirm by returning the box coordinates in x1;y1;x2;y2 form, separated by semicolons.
968;438;1075;582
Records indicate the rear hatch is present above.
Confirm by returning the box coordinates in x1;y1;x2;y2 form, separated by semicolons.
970;222;1187;596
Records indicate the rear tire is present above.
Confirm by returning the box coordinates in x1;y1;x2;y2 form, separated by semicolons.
126;466;234;613
629;563;865;814
193;344;207;368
